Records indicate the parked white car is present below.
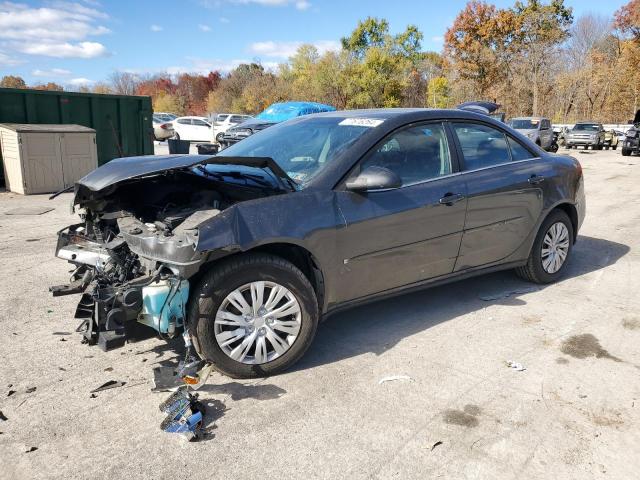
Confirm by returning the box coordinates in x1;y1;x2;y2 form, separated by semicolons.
171;116;212;142
152;114;175;141
211;113;252;143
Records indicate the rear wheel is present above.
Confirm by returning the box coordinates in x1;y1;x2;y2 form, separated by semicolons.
216;132;224;143
622;148;631;156
173;133;181;140
613;145;617;150
188;253;319;378
516;210;573;284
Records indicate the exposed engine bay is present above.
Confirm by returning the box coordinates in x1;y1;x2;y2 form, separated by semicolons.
50;156;289;351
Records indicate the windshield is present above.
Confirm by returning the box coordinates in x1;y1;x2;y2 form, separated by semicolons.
573;124;599;131
510;119;539;130
217;117;374;186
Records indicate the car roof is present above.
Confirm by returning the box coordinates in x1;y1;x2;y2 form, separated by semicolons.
312;107;505;122
575;121;601;124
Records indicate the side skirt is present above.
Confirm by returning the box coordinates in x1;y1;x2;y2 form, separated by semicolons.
323;260;526;319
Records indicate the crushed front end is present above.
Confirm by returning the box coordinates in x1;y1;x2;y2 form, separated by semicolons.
51;214;197;350
49;154;289;351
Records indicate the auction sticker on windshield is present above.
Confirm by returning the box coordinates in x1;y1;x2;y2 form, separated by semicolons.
339;118;384;127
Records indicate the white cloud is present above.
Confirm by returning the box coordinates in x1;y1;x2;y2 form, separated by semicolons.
0;1;110;59
198;24;212;32
0;51;23;66
69;77;95;85
249;40;339;58
14;41;108;58
150;24;163;32
32;68;72;77
203;0;311;10
219;17;230;23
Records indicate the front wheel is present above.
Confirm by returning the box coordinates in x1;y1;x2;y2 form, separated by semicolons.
188;253;319;378
216;132;225;143
622;148;631;156
516;210;573;284
613;145;617;150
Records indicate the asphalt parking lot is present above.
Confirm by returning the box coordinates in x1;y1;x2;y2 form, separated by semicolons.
0;147;638;479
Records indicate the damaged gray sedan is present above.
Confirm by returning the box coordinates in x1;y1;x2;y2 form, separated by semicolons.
52;109;585;378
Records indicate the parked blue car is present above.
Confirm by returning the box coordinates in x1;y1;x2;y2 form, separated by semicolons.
220;101;335;148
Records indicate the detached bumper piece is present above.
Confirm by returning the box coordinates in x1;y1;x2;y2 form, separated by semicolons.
73;284;143;351
159;386;205;441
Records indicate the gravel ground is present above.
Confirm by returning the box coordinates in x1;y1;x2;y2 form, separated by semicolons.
0;147;638;480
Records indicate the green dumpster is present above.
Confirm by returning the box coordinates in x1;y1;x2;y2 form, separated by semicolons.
0;87;153;183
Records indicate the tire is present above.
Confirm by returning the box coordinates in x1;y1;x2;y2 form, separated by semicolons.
188;253;319;379
173;133;180;140
216;132;224;143
515;209;573;284
605;145;609;150
622;148;631;156
613;145;617;150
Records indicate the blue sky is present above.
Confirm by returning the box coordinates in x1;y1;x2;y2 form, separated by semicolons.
0;0;629;87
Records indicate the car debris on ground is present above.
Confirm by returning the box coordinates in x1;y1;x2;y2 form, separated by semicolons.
505;360;527;371
378;375;414;385
90;380;126;393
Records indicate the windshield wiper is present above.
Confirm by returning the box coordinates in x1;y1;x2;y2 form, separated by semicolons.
196;166;275;188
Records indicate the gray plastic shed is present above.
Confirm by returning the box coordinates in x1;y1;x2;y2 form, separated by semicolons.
0;123;98;194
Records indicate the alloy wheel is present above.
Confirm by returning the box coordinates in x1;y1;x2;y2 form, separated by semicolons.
541;222;570;274
214;281;302;364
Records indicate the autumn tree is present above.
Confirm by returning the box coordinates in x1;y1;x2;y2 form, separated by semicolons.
615;0;640;42
32;82;64;91
0;75;26;88
512;0;573;115
109;72;139;95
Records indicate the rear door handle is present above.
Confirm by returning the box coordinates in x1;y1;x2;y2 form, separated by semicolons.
439;193;465;206
528;175;545;185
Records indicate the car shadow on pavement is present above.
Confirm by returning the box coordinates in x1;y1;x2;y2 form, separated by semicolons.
293;235;629;372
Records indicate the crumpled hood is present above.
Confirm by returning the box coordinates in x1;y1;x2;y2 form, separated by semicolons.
74;154;297;203
76;155;211;193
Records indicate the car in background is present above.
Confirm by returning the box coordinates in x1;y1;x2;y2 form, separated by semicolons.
553;126;569;146
622;110;640;157
212;113;252;143
152;114;175;141
603;130;619;150
565;122;606;150
509;117;555;151
154;112;178;123
219;101;336;149
171;116;212;142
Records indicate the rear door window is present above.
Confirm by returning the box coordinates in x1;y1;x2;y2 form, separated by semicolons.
452;123;511;170
177;118;192;125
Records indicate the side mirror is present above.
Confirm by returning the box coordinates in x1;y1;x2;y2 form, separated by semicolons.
345;166;402;192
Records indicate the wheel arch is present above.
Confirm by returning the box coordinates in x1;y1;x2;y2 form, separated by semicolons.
551;202;579;244
196;242;327;314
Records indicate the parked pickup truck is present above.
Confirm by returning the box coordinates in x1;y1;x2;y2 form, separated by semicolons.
565;122;606;150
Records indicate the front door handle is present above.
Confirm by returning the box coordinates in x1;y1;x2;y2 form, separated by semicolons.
528;175;545;185
439;193;465;206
